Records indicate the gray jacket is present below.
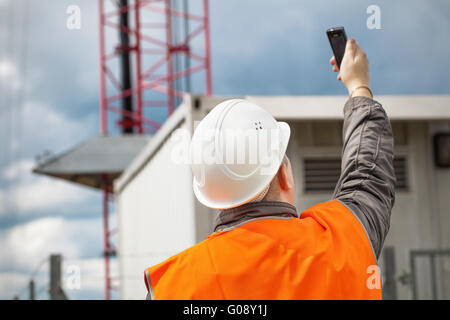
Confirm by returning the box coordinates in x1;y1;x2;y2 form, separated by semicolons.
332;96;396;259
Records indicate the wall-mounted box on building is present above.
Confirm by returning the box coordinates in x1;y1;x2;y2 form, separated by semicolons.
433;133;450;168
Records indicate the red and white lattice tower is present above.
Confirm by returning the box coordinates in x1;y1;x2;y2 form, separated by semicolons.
97;0;212;299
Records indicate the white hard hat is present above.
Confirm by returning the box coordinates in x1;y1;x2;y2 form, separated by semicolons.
190;99;291;209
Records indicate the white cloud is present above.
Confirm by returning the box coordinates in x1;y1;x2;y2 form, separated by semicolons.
0;158;98;217
1;176;90;215
0;272;28;299
2;159;34;181
0;59;22;90
0;258;119;300
0;100;99;218
0;59;15;77
0;214;118;299
1;217;85;269
22;101;96;152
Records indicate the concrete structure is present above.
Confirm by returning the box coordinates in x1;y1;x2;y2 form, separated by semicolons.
34;135;150;189
115;94;450;300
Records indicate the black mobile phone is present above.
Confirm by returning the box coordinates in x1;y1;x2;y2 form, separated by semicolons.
326;27;347;69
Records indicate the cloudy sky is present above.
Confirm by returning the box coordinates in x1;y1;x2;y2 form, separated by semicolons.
0;0;449;299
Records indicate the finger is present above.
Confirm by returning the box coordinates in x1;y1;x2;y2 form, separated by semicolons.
337;74;342;81
333;65;339;72
330;56;336;65
355;44;367;60
352;40;368;60
345;38;356;59
353;39;362;52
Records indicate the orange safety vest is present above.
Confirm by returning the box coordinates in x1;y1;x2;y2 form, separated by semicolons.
144;200;381;299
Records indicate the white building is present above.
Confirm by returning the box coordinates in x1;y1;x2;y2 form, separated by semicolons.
115;94;450;300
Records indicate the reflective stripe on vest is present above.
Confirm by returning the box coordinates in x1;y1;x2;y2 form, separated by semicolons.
144;200;381;299
144;269;154;300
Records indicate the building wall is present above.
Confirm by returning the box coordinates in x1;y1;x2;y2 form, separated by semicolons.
428;121;450;299
117;119;196;299
383;121;436;299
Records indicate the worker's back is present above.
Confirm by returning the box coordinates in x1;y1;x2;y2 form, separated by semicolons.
145;39;396;300
144;200;381;300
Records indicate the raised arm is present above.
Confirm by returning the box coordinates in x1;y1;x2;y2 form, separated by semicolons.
330;39;396;259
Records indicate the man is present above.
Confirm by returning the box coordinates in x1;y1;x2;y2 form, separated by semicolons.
144;38;395;299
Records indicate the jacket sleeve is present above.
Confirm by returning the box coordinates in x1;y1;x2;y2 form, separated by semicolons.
332;96;396;259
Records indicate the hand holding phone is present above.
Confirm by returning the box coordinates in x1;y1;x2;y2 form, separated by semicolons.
326;27;347;69
327;28;371;97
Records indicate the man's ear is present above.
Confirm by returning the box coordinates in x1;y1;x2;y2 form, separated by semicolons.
278;160;294;190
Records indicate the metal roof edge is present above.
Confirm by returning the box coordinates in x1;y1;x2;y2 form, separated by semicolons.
32;137;99;175
243;94;450;120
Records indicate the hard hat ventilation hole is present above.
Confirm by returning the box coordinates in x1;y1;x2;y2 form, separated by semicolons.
254;121;263;130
